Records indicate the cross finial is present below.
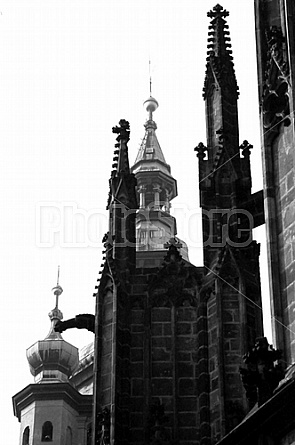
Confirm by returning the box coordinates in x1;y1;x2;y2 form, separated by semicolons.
164;237;183;250
207;4;229;19
112;119;130;143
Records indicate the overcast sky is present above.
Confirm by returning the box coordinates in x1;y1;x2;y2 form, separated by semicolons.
1;1;270;442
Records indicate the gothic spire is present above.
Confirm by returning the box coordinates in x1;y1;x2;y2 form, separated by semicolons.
203;4;239;99
111;119;131;175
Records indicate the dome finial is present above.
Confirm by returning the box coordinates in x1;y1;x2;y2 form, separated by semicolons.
144;96;159;122
144;60;158;121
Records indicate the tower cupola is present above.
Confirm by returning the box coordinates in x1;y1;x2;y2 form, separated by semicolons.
131;97;188;260
26;276;79;383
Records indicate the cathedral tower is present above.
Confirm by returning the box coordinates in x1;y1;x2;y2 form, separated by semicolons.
93;117;203;445
195;5;264;442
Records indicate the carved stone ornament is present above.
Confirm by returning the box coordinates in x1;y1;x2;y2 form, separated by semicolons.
112;119;130;143
149;238;198;307
262;26;290;132
240;337;284;408
96;407;110;445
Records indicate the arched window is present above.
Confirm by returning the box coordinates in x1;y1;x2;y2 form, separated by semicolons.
66;426;72;445
41;421;53;442
22;427;30;445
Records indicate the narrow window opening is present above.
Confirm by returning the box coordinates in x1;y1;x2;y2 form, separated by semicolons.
41;421;53;442
22;426;30;445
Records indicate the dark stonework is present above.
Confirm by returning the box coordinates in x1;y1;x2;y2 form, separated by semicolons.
240;337;284;408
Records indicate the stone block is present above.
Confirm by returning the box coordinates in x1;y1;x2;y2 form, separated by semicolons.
152;308;171;322
101;388;111;405
121;378;131;394
152;348;171;361
151;323;162;336
151;378;173;395
131;324;144;333
132;284;147;294
101;354;112;374
102;324;112;341
208;303;216;317
177;362;194;378
178;427;198;440
132;274;148;284
102;339;112;355
178;351;191;361
178;378;195;396
176;308;197;321
178;396;197;412
130;412;143;427
230;339;240;351
211;377;219;391
284;204;295;228
285;263;295;287
178;412;197;427
131;310;144;324
132;378;144;396
152;337;171;348
103;302;113;322
208;314;217;329
152;362;173;377
210;390;220;407
131;363;144;378
177;323;192;335
176;337;198;351
131;348;143;362
163;323;172;336
209;328;217;343
130;397;144;411
130;429;144;443
287;172;294;191
131;333;144;348
223;324;240;338
101;373;111;389
209;357;216;372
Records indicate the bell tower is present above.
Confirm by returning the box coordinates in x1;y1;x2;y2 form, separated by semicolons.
131;96;189;262
13;279;92;445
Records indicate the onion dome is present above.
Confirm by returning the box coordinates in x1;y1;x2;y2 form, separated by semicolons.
26;279;79;383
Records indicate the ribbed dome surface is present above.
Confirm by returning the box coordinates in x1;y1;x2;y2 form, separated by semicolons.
26;286;79;382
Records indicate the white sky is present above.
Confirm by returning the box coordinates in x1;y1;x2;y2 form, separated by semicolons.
1;1;271;442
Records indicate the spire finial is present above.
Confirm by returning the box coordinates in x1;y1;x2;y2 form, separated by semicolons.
144;96;158;122
57;264;60;286
149;59;152;96
52;265;63;310
207;4;229;19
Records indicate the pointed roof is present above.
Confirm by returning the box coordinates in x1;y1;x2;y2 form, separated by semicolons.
203;4;239;99
107;119;137;210
131;97;172;176
111;119;131;175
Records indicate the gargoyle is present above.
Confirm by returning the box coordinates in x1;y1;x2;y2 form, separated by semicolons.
54;314;95;334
